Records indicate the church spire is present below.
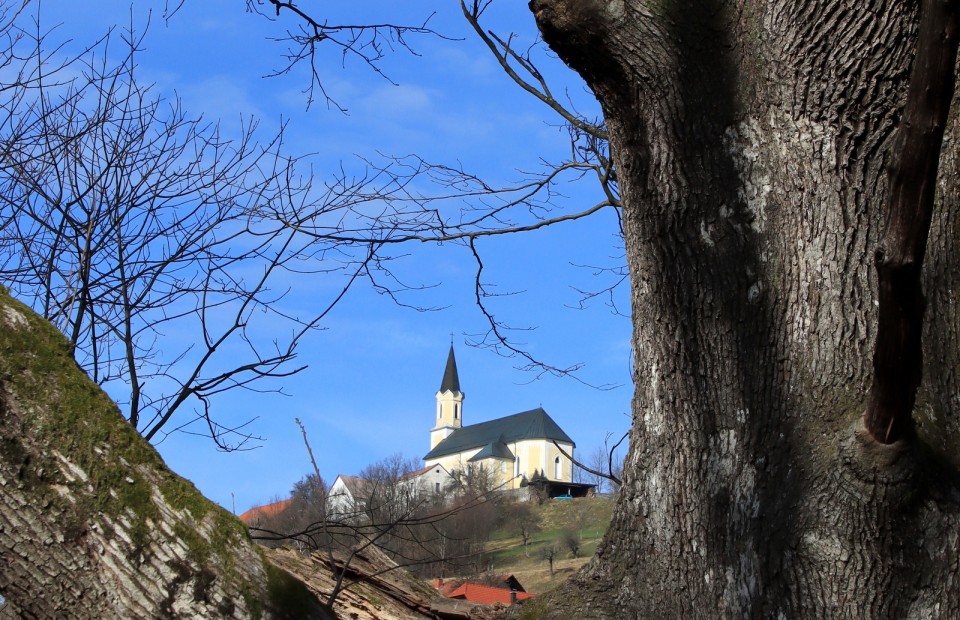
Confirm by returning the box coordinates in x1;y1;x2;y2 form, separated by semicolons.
431;342;464;450
439;343;461;393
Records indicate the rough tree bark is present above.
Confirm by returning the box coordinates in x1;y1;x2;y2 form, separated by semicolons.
524;0;960;618
0;291;326;618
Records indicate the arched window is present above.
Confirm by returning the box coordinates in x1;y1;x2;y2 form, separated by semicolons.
554;456;562;480
454;403;459;420
514;456;520;477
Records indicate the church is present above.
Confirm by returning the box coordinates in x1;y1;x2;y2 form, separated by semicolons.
423;345;586;495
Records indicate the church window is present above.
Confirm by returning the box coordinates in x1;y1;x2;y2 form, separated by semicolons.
514;456;519;477
454;403;459;419
554;456;562;479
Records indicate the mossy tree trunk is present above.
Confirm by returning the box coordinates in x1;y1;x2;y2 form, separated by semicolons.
526;0;960;617
0;291;326;618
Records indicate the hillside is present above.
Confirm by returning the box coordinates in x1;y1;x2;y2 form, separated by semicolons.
483;495;614;595
242;496;615;619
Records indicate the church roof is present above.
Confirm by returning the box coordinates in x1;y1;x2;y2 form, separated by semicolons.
468;436;515;462
439;344;461;393
424;407;574;460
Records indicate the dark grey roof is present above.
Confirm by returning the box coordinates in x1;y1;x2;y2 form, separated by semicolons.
424;408;574;460
439;344;461;393
468;436;515;462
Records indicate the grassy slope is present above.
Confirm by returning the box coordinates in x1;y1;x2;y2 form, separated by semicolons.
484;496;614;595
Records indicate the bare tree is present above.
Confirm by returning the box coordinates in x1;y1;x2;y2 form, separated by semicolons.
500;499;540;555
244;0;445;111
250;1;624;382
561;529;580;558
11;0;960;616
0;7;390;449
554;431;626;495
541;543;558;578
586;446;609;494
525;0;960;616
249;425;502;605
0;288;326;618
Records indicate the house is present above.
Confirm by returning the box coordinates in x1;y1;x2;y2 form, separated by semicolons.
326;474;372;518
446;583;536;605
424;345;588;496
324;464;456;523
433;577;535;606
398;463;457;499
495;574;526;592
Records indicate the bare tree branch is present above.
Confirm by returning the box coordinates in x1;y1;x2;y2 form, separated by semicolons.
0;7;388;450
553;432;627;488
247;0;448;110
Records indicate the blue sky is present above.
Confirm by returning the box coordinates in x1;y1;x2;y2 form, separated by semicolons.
25;1;632;514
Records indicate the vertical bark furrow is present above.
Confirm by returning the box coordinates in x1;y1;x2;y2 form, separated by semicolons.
920;105;960;460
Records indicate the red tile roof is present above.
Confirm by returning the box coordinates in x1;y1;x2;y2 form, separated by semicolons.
238;498;292;525
446;583;535;605
433;579;463;597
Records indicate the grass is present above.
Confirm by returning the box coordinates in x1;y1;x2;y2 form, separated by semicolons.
483;495;614;595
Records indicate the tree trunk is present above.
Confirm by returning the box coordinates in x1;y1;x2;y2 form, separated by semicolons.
0;291;327;618
527;1;960;617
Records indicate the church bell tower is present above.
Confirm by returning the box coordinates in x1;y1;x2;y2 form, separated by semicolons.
431;343;464;450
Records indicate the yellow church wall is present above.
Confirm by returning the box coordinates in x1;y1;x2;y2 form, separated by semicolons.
546;442;575;481
525;443;543;479
426;438;575;492
508;439;575;486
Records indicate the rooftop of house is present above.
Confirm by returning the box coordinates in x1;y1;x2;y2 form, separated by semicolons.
433;578;536;605
398;463;450;482
331;474;373;499
424;407;575;461
433;575;529;596
238;498;292;525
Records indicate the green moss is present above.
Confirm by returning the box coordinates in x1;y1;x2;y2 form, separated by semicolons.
241;581;265;620
157;464;251;579
365;592;386;608
175;521;210;565
264;561;328;619
159;476;212;521
0;291;227;560
207;508;249;578
0;291;323;616
0;293;168;548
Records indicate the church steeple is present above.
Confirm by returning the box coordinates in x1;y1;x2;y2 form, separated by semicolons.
431;343;464;450
439;343;461;393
